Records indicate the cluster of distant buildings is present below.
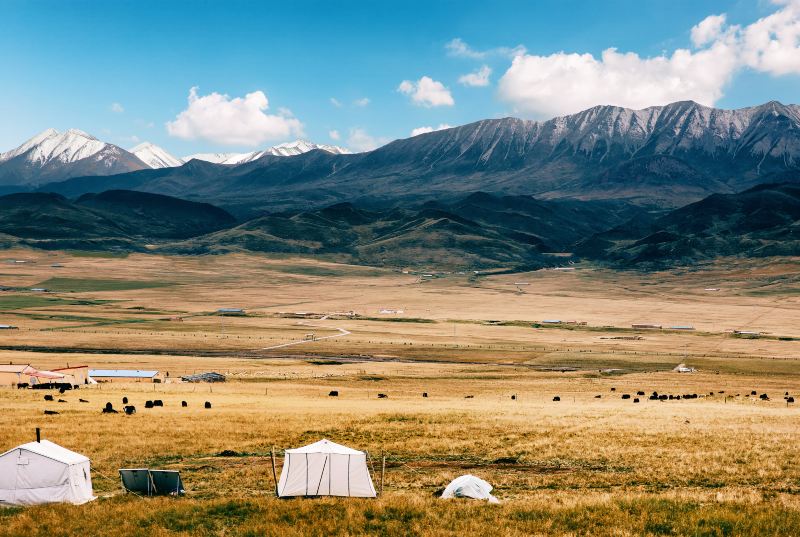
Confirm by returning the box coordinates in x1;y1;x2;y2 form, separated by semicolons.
0;363;226;388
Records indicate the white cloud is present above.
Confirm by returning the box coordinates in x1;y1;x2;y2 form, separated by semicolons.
397;76;455;107
497;1;800;118
329;129;341;141
110;102;124;113
691;14;727;47
458;65;492;87
353;97;370;107
498;43;739;117
740;0;800;76
410;124;453;136
445;38;526;59
330;97;343;108
166;87;303;146
347;128;390;153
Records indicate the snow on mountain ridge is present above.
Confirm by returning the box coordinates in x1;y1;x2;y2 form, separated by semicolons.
130;142;184;169
0;128;108;166
184;140;351;165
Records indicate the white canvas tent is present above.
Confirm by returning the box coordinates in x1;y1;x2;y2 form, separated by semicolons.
277;439;376;498
441;474;499;503
0;440;95;506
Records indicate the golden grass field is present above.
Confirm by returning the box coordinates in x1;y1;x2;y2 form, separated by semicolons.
0;249;799;536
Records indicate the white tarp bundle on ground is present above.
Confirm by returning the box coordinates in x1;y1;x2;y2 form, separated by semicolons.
0;440;95;506
441;474;499;503
277;438;376;498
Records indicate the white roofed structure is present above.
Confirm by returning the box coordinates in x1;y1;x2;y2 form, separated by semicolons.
0;440;95;506
277;439;376;498
441;474;499;503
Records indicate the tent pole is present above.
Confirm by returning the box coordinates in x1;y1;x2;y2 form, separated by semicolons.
270;446;278;496
380;451;386;496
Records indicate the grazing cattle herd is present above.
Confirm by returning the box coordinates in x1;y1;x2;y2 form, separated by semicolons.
32;383;798;418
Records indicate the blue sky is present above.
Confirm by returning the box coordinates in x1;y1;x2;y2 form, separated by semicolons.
1;0;799;155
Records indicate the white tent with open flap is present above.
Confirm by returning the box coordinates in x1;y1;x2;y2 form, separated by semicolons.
277;438;377;498
0;439;95;506
441;474;499;503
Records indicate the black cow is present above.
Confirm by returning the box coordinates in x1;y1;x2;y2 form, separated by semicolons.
378;394;388;399
153;400;163;407
329;391;339;397
122;397;128;404
553;396;561;402
44;395;54;401
181;401;188;407
144;401;154;408
204;401;212;408
79;398;89;403
44;410;59;415
124;406;136;415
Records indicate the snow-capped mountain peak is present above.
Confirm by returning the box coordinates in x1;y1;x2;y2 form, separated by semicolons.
182;152;258;165
184;140;351;165
0;128;107;166
130;142;184;169
266;139;351;156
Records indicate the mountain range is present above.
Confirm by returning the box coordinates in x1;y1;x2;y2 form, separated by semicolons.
22;100;799;216
0;100;798;269
0;129;350;187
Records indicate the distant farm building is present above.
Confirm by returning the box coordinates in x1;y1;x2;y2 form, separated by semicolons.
0;324;19;330
51;365;90;385
632;324;662;329
89;370;162;383
217;308;245;315
733;330;761;336
0;364;34;387
379;309;404;314
670;326;696;331
0;364;69;387
181;372;226;383
541;320;562;324
29;288;48;293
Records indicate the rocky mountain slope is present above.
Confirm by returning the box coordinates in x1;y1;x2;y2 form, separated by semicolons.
0;129;148;186
42;101;800;214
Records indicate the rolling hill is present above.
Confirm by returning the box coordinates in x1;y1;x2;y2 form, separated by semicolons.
580;183;800;266
0;190;236;250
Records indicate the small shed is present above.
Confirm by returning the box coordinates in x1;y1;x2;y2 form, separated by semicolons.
0;439;95;506
181;372;226;383
277;439;376;498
